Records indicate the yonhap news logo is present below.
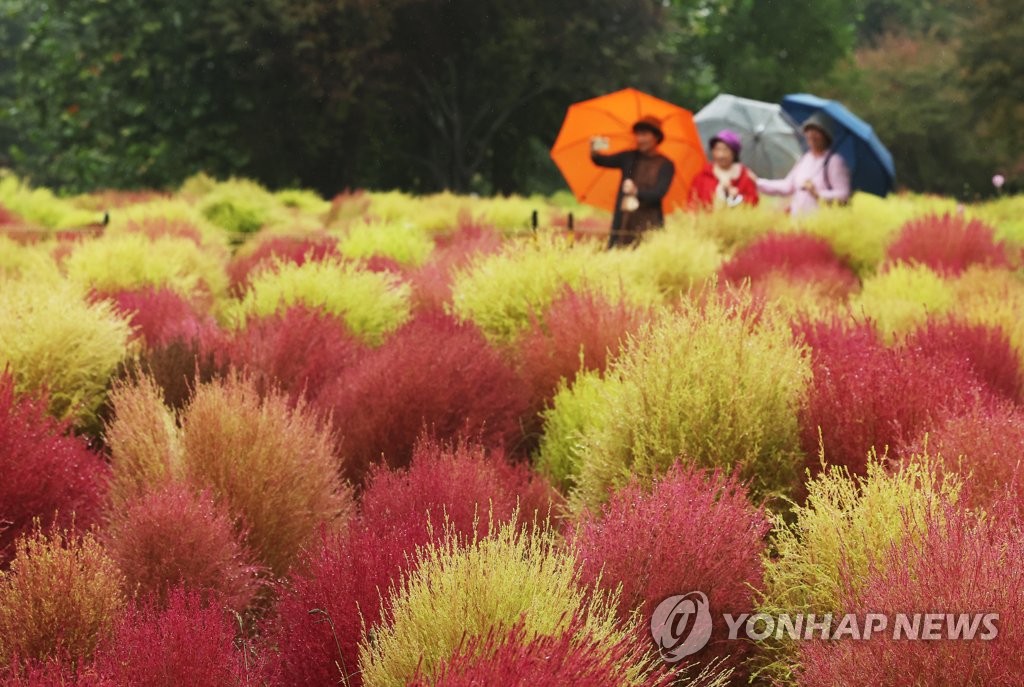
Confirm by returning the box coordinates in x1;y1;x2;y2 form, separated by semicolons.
650;592;714;662
650;592;999;663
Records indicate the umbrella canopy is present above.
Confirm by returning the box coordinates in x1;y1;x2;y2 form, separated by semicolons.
781;93;896;197
694;94;805;179
550;88;705;213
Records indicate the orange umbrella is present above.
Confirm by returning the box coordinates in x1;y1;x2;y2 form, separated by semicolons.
550;88;706;213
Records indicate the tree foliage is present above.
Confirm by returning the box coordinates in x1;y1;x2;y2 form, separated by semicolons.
0;0;1019;195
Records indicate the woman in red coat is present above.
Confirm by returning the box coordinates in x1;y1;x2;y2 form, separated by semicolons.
690;129;759;209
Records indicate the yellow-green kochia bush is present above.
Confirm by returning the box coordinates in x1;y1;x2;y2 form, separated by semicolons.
358;521;637;687
535;370;627;492
603;222;723;301
337;220;435;267
0;279;131;426
198;178;280;236
540;298;811;511
450;236;657;345
757;457;960;682
853;263;956;341
63;234;230;300
0;172;98;230
228;259;411;345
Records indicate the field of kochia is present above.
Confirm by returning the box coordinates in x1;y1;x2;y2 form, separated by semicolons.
0;169;1022;685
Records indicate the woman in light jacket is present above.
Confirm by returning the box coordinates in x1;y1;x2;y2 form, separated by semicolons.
757;112;851;215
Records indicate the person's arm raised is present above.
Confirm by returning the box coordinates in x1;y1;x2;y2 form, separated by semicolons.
590;149;630;169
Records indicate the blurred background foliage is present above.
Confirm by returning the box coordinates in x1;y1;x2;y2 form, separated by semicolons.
0;0;1020;197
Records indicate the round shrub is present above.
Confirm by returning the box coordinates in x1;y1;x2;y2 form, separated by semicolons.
198;179;277;235
263;524;410;687
92;588;258;687
104;375;183;508
0;280;131;426
719;231;859;299
407;223;503;313
902;317;1023;403
0;529;125;667
854;263;956;340
516;287;647;418
94;286;216;349
315;313;531;483
886;212;1012;275
102;482;260;611
899;402;1024;512
535;370;625;492
450;236;640;345
570;464;769;674
760;459;960;682
542;299;810;511
217;305;368;402
0;374;108;566
338;220;434;267
63;233;229;301
357;522;627;687
414;617;690;687
797;317;997;477
180;376;354;576
797;500;1023;685
606;221;723;301
227;233;340;294
229;259;410;345
360;437;558;540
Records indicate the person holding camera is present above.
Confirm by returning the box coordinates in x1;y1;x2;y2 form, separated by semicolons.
590;115;676;248
689;129;759;209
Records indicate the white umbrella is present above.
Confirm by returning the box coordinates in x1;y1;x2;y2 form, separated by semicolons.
695;94;805;179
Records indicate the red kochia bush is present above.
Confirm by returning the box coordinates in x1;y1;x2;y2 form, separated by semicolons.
902;318;1023;403
217;305;368;402
886;212;1013;275
360;437;559;540
263;525;409;687
102;483;260;611
516;287;646;416
899;402;1024;512
570;464;769;674
797;500;1024;685
93;286;216;349
91;588;257;687
720;232;859;297
315;312;532;483
408;223;503;313
795;317;995;477
228;234;339;293
0;374;108;566
265;438;557;687
411;618;676;687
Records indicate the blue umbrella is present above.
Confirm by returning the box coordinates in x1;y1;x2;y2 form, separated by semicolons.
781;93;895;197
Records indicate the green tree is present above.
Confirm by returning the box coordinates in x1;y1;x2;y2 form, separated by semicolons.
818;33;989;196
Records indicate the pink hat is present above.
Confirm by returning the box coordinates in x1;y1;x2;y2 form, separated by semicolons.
710;129;743;159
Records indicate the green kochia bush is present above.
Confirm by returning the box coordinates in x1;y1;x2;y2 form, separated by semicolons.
0;280;131;426
338;220;435;267
450;236;660;345
540;298;811;511
229;259;411;345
